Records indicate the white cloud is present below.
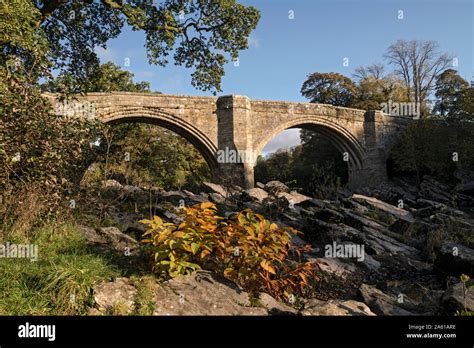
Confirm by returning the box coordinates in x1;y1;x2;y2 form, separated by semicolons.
261;129;301;156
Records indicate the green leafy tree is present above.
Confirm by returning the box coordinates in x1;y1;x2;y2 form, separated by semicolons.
42;61;151;93
434;69;469;116
451;87;474;120
29;0;259;93
300;72;356;107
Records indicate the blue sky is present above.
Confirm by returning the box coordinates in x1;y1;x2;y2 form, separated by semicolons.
96;0;473;153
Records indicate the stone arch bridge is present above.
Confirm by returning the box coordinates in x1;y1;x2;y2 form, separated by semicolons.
45;92;409;189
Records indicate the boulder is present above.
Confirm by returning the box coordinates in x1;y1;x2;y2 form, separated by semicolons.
202;182;228;197
258;293;297;315
301;299;375;316
352;194;414;224
98;226;140;253
93;271;278;316
159;190;188;205
441;281;474;313
264;181;289;195
102;179;123;189
359;284;416;315
153;271;269;315
242;187;269;203
312;258;357;278
277;191;312;205
436;243;474;277
94;277;138;314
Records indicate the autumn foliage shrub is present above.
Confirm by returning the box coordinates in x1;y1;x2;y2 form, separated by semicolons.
140;202;316;302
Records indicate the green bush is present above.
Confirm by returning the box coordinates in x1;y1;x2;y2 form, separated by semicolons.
140;202;316;302
389;119;474;182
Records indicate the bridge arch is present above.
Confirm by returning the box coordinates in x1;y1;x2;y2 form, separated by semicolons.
253;117;367;171
100;106;219;172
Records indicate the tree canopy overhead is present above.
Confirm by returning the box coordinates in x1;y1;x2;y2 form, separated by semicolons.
24;0;260;93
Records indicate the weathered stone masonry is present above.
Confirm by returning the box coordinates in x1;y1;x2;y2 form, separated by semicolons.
44;92;409;189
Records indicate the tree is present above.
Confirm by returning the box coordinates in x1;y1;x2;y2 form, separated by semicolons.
384;40;453;116
300;72;356;107
42;61;151;93
352;75;409;111
433;69;469;116
23;0;260;93
449;86;474;120
50;62;212;190
353;63;385;82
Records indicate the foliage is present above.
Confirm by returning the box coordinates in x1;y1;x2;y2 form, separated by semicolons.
389;118;474;182
255;132;347;198
0;1;103;227
433;69;469;116
42;61;151;94
449;86;474;121
0;223;120;315
300;72;356;107
84;123;210;190
140;202;316;301
28;0;260;93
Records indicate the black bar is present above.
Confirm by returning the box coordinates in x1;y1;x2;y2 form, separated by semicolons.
0;316;472;346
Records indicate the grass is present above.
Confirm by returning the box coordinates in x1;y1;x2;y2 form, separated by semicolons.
0;223;121;315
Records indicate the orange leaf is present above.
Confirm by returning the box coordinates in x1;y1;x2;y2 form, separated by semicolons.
200;202;215;210
260;260;276;274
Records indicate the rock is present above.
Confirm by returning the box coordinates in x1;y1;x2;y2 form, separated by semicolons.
78;225;108;244
277;191;312;205
159;190;187;205
256;182;265;189
360;253;382;272
436;243;474;277
264;180;289;195
94;277;138;314
441;281;474;313
361;226;420;258
102;179;123;189
182;190;209;203
123;185;143;194
93;271;283;316
98;227;140;252
208;192;226;204
341;208;388;231
258;293;297;315
455;181;474;196
301;298;375;316
312;208;345;222
153;271;268;315
202;182;228;197
352;194;414;223
243;187;269;203
359;284;416;315
299;198;328;209
312;258;357;278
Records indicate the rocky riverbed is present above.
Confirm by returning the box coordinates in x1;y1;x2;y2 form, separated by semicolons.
80;174;474;316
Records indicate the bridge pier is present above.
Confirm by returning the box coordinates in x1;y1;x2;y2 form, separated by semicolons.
214;95;256;189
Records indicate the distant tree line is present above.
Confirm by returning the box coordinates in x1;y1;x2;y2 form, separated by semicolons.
256;39;473;191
